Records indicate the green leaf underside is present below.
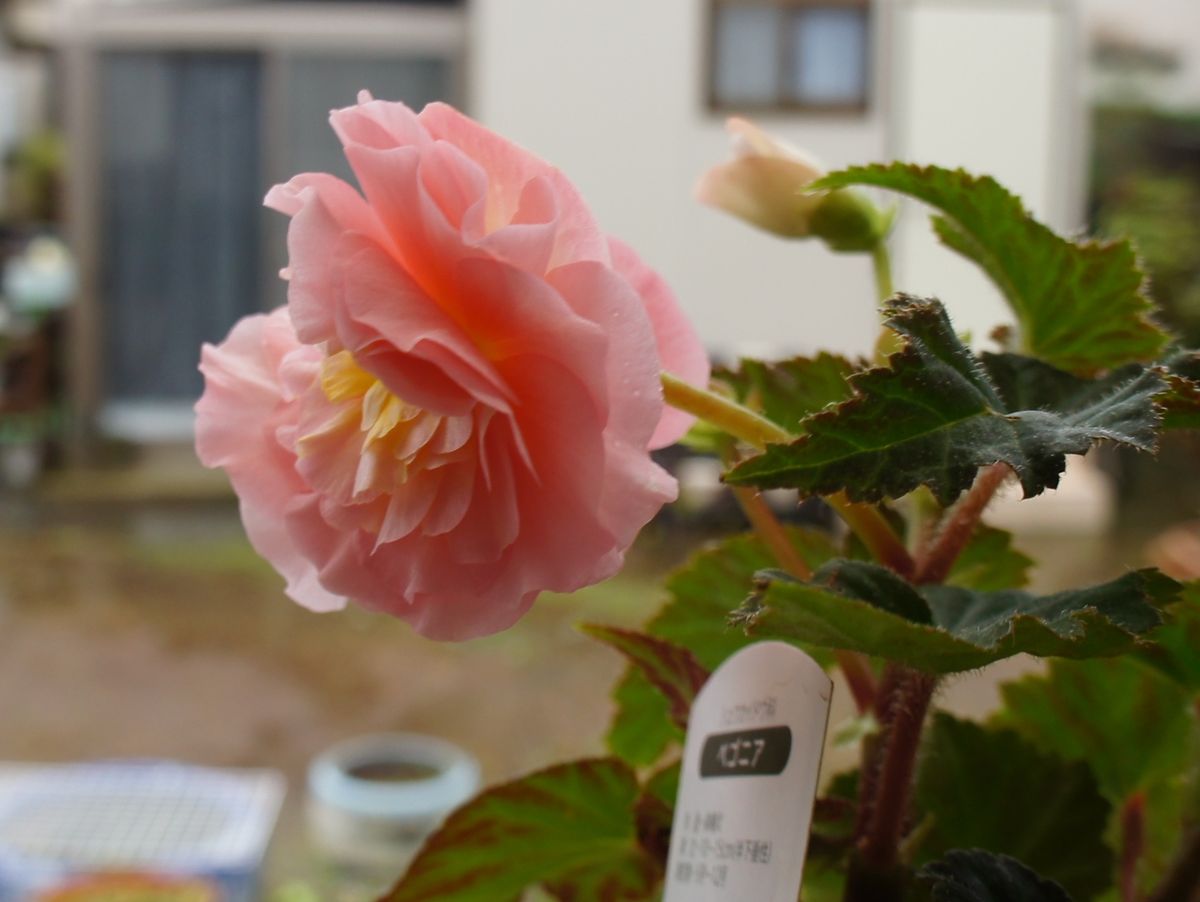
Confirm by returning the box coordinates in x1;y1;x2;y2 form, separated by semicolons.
920;850;1073;902
945;525;1033;591
382;758;659;902
580;625;708;732
915;715;1112;899
715;352;859;433
607;529;837;765
814;162;1170;375
996;655;1199;893
726;297;1166;505
735;561;1177;674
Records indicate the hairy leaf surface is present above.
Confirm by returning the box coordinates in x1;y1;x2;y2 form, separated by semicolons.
920;850;1074;902
727;297;1166;504
735;561;1177;674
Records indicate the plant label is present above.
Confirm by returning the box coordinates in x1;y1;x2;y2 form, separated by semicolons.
663;641;833;902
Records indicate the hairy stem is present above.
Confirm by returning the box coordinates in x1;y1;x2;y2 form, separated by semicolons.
846;666;937;901
661;373;914;577
1146;826;1200;902
913;463;1011;585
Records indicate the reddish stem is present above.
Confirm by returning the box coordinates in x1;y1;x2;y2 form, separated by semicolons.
1120;792;1147;902
731;484;878;713
731;485;813;580
854;663;906;839
836;651;879;715
857;669;936;868
834;493;916;579
913;463;1011;585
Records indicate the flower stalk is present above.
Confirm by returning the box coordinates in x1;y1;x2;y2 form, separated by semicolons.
661;373;914;577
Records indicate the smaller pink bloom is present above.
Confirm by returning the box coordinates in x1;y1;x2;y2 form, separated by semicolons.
197;95;709;640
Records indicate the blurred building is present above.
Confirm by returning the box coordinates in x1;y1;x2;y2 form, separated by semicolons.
1;0;1184;452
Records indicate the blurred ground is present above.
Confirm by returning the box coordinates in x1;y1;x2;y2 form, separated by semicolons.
0;477;1172;897
0;492;688;895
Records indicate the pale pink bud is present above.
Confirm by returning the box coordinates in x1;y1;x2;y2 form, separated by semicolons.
696;118;828;238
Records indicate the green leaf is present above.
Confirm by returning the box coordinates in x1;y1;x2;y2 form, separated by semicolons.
920;850;1074;902
814;163;1170;374
996;655;1199;893
946;526;1032;591
608;672;679;767
914;715;1112;899
643;760;680;809
715;353;859;433
606;529;837;765
997;658;1194;802
383;758;660;902
735;562;1177;674
726;297;1166;505
1134;581;1200;689
581;625;708;732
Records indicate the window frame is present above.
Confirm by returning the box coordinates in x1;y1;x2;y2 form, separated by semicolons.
705;0;873;115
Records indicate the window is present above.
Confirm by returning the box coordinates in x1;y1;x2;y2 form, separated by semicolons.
709;0;871;112
96;50;456;412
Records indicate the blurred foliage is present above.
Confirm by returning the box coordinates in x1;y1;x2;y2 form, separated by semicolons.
1092;106;1200;345
3;128;63;225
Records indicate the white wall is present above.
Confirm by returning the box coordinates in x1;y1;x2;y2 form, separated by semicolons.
470;0;891;361
889;0;1081;345
471;0;1085;361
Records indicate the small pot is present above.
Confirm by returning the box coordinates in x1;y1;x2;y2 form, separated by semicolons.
307;733;480;873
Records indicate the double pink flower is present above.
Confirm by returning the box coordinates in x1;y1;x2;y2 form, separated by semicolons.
196;94;708;640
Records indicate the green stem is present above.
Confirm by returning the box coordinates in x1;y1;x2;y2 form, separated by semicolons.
660;372;791;449
660;373;914;577
872;240;894;302
871;240;903;364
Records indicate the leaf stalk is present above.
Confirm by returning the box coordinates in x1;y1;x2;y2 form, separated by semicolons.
913;463;1011;585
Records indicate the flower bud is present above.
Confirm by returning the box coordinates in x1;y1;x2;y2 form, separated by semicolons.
696;118;891;252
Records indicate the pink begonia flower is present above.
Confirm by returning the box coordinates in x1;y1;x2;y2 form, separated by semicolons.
196;94;709;640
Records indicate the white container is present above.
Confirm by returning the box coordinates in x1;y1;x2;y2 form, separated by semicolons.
307;734;480;875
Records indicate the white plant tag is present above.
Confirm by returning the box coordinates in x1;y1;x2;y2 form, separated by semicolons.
663;641;833;902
